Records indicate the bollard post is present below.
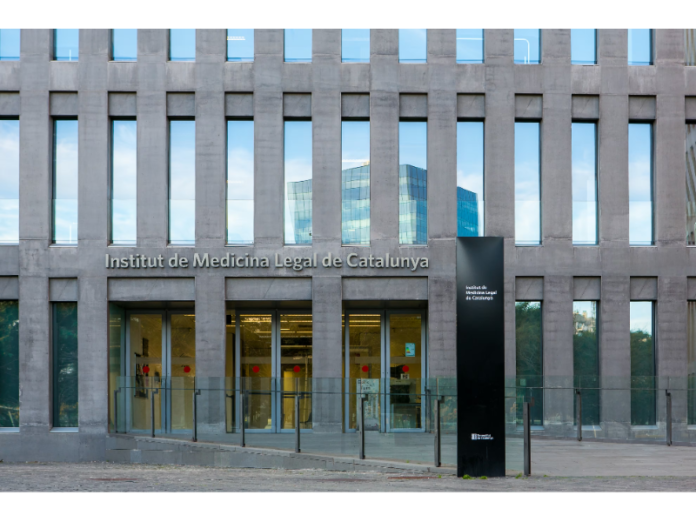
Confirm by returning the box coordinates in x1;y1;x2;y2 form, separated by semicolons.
358;393;367;460
523;401;531;476
150;388;159;438
240;389;246;448
295;392;301;453
576;389;582;442
434;395;443;467
192;389;201;442
666;389;672;447
113;388;120;433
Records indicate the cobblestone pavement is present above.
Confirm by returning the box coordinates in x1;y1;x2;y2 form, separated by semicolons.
1;462;696;491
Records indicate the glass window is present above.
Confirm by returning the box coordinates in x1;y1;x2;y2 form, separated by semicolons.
516;301;543;426
687;124;696;245
515;121;541;246
111;120;137;245
688;302;696;425
399;121;427;245
0;301;19;428
456;29;483;64
227;120;254;245
53;119;78;245
342;120;370;245
53;302;78;428
0;29;20;60
628;29;652;66
170;29;195;61
227;29;254;62
112;29;137;61
514;29;541;64
573;301;599;426
571;29;596;65
54;29;79;61
169;120;195;245
284;29;312;63
629;123;653;246
0;119;19;244
284;121;312;244
399;29;427;63
630;301;655;426
572;122;598;245
686;30;696;66
342;29;369;63
456;121;484;237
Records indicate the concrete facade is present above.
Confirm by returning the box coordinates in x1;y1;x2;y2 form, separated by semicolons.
1;29;696;462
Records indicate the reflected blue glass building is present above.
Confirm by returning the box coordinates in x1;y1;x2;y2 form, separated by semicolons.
398;164;427;245
341;164;370;245
457;187;479;237
286;179;312;244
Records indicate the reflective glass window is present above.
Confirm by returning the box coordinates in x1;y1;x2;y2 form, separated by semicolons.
284;29;312;63
284;121;312;244
573;301;599;425
227;29;253;62
515;121;541;246
0;119;19;244
514;29;540;64
399;29;427;63
53;302;78;428
227;120;254;245
456;121;484;237
342;29;369;63
169;120;195;245
688;302;696;424
571;29;596;65
53;119;78;245
628;29;652;66
572;122;598;245
54;29;79;61
111;120;137;245
686;30;696;66
456;29;483;64
170;29;195;61
629;123;653;246
112;29;137;61
630;301;655;426
0;301;19;428
342;120;370;245
687;124;696;245
399;121;427;245
0;29;20;60
516;301;543;426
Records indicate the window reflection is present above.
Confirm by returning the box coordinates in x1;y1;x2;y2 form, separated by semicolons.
456;29;483;64
227;29;254;62
113;29;137;61
629;123;653;246
686;30;696;66
53;302;78;428
342;29;369;63
399;121;427;245
0;119;19;244
516;301;543;426
630;301;655;426
284;121;312;244
687;302;696;424
572;122;598;245
170;29;195;61
457;121;484;237
0;29;20;60
227;120;254;245
628;29;652;66
342;121;370;245
571;29;596;65
54;29;79;61
573;301;599;425
53;119;78;245
284;29;312;63
111;120;137;245
399;29;427;63
515;121;541;245
514;29;540;64
687;124;696;245
169;120;195;245
0;301;19;428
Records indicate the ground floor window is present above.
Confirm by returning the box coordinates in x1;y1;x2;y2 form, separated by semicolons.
630;301;656;426
0;301;19;428
53;302;78;428
516;301;543;426
573;301;600;425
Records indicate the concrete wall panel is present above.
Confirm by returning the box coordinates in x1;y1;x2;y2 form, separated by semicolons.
225;93;253;117
108;93;136;116
225;277;312;300
0;277;19;299
342;277;428;301
108;277;195;301
0;92;20;115
49;278;78;301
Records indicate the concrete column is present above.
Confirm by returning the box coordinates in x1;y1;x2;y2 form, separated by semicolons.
195;29;225;249
137;30;168;248
428;277;456;377
311;276;342;432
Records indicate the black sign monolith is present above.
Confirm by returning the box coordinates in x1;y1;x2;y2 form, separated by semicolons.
456;236;505;477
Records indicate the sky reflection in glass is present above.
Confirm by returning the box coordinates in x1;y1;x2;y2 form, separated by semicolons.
169;120;196;245
342;121;370;245
113;29;137;61
54;29;79;61
170;29;195;61
111;120;137;245
514;29;540;64
571;29;596;65
53;120;78;244
285;30;312;62
457;121;484;236
572;122;597;245
227;120;254;245
0;30;20;60
456;29;483;64
0;120;19;243
399;29;427;63
628;29;652;66
227;29;254;62
515;122;541;245
399;121;427;245
284;121;312;244
629;123;653;245
342;29;369;63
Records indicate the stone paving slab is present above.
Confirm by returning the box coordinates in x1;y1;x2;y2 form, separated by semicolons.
1;462;696;492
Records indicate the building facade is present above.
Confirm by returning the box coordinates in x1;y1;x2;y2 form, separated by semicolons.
2;28;696;461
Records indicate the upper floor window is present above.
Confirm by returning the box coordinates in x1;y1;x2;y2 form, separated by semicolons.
54;29;79;62
399;29;427;63
0;29;20;61
227;120;254;245
399;120;428;245
456;29;483;64
53;119;79;245
111;119;137;245
686;30;696;66
515;121;541;245
628;123;653;246
571;29;596;65
630;301;656;426
342;29;370;63
284;29;312;63
341;120;370;245
227;29;254;62
0;119;19;244
628;29;652;66
572;122;598;245
456;121;484;236
169;120;196;245
284;120;313;244
112;29;137;62
687;124;696;245
514;29;540;64
170;29;195;62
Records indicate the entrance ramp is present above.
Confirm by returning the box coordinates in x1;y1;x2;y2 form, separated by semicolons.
106;434;456;475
